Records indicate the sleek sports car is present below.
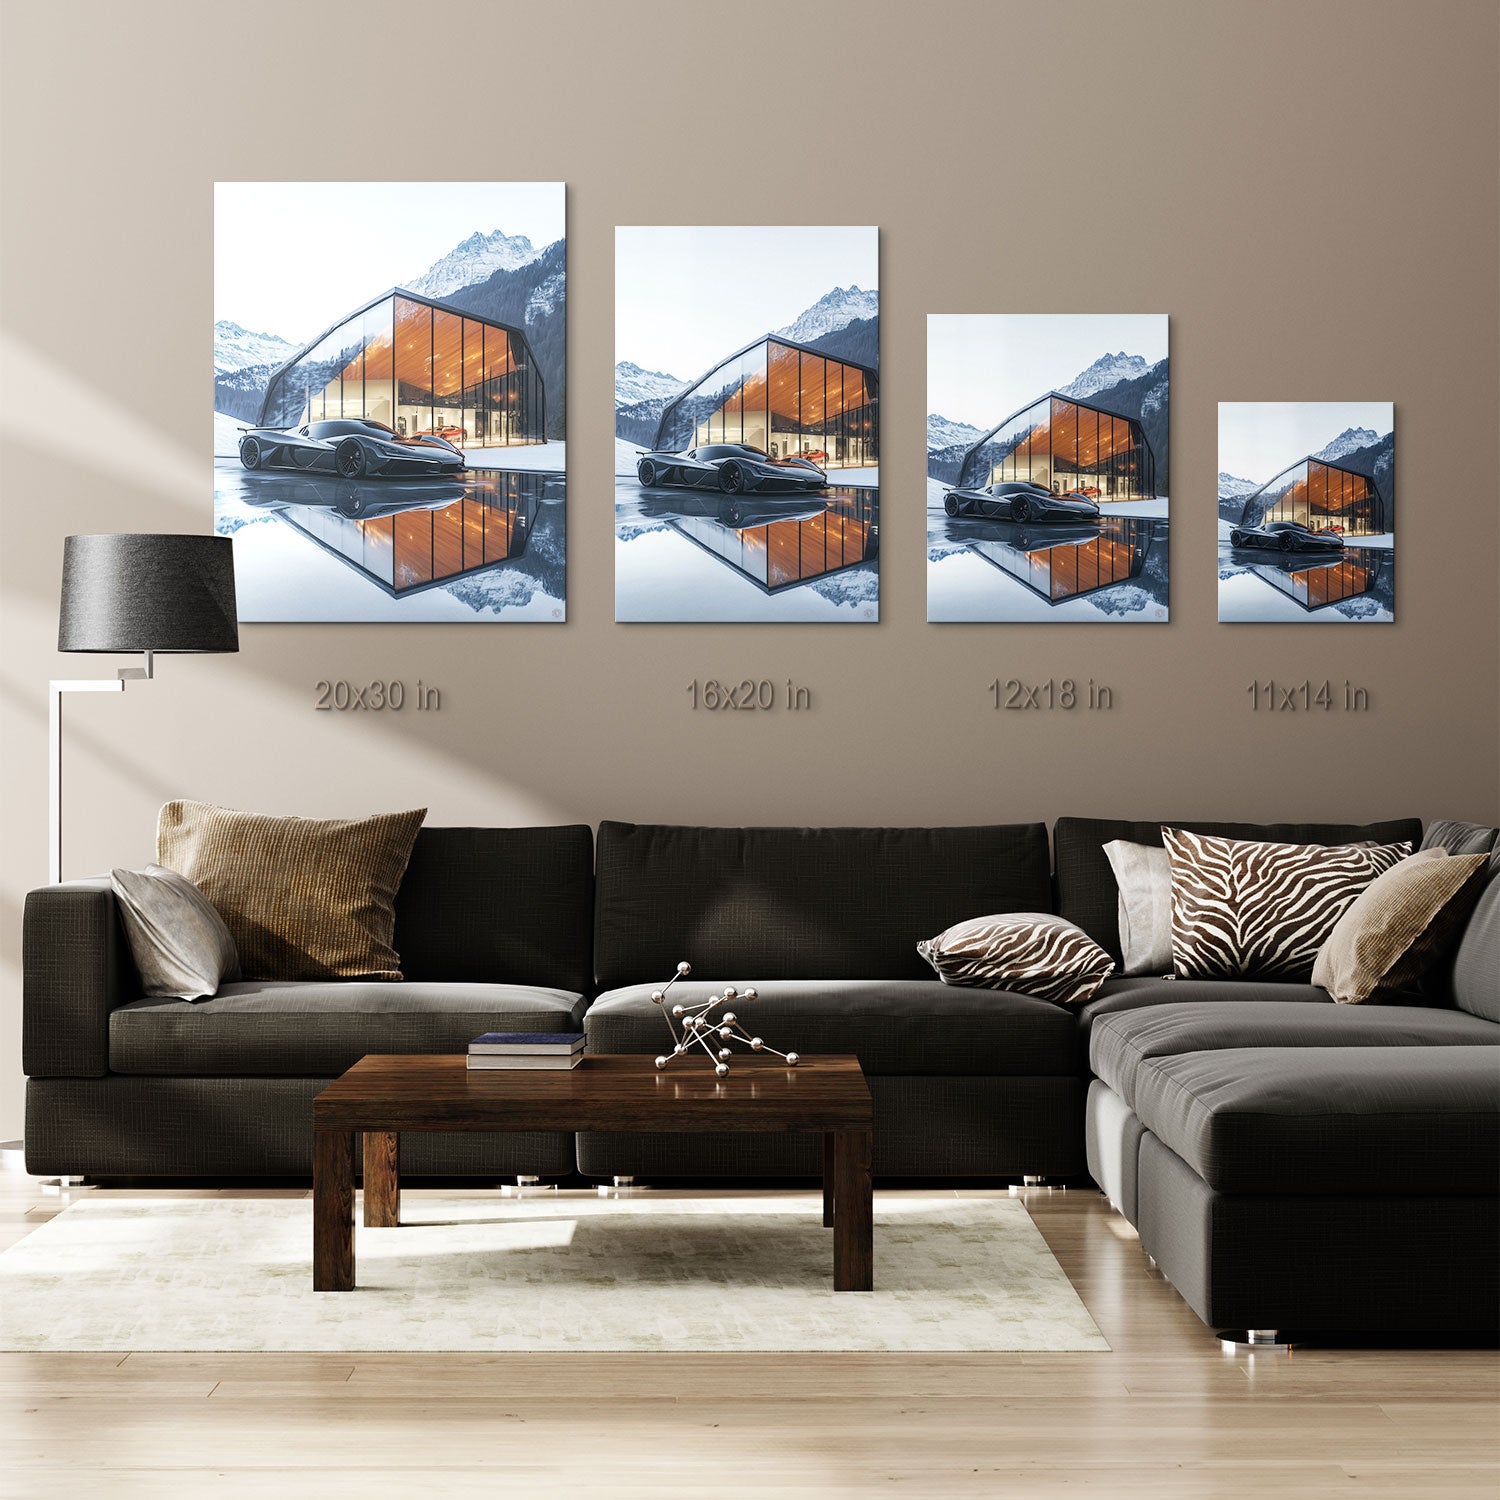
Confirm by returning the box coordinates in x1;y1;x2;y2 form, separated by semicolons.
238;418;466;478
635;442;828;495
415;424;467;446
942;479;1101;522
1229;519;1346;553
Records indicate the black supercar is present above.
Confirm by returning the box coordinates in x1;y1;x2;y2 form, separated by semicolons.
635;442;828;495
1229;519;1346;553
942;479;1101;523
238;418;467;479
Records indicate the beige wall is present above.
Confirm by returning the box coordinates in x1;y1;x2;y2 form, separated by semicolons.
2;0;1496;1140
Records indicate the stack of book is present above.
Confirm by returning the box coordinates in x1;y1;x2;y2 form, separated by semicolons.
466;1032;586;1070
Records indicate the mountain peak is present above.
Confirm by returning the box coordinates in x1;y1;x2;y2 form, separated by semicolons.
1313;426;1382;462
927;412;983;452
1059;351;1150;401
408;228;541;300
615;361;688;407
213;320;296;376
774;285;879;345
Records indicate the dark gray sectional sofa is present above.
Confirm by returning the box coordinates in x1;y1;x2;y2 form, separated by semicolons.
21;814;1499;1337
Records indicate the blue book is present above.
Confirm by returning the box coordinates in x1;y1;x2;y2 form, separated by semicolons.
470;1032;585;1055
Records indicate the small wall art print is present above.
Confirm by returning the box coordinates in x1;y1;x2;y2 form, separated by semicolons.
927;314;1169;623
214;182;566;622
615;225;879;623
1218;402;1394;623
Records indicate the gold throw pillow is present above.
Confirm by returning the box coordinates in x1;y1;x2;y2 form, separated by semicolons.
1312;849;1491;1003
157;801;426;981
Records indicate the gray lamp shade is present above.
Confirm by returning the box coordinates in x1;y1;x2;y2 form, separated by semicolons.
58;534;239;654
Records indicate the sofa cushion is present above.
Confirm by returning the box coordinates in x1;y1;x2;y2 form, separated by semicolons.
1076;976;1334;1047
1053;817;1424;964
582;979;1079;1076
1420;820;1499;857
1090;1000;1499;1108
1130;1046;1500;1194
393;825;595;994
593;822;1052;988
1448;864;1500;1022
109;980;586;1077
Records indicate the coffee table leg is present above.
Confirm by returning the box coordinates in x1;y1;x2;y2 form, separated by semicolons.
363;1131;400;1228
822;1133;835;1228
832;1128;873;1292
313;1128;355;1291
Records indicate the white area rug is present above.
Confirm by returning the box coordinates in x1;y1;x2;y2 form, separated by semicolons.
0;1193;1107;1353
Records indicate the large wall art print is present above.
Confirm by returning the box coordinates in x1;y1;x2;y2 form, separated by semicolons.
1218;402;1394;624
926;314;1170;623
614;225;879;623
214;182;567;622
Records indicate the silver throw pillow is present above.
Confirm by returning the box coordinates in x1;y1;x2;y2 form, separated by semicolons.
918;912;1115;1006
110;864;241;1001
1102;839;1174;976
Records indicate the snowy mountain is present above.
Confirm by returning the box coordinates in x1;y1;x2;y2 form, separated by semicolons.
214;320;295;376
1314;427;1382;462
526;272;565;325
927;414;983;452
408;229;541;300
615;361;688;407
1218;472;1259;500
1060;352;1150;401
774;285;878;345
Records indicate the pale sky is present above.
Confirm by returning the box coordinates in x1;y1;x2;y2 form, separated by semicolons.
1218;402;1394;483
215;182;565;344
615;226;878;381
927;314;1168;430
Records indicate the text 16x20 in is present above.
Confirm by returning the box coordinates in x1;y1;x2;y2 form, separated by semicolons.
686;679;812;711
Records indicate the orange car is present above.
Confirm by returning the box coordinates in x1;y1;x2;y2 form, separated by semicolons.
417;425;467;446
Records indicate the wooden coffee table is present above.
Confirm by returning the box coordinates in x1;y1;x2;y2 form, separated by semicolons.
311;1053;874;1293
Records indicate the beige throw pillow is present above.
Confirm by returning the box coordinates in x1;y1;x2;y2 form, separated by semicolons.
1102;839;1173;975
1313;849;1491;1003
918;912;1115;1006
157;801;426;981
111;864;241;1001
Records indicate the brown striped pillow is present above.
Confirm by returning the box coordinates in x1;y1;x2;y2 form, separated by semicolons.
1312;850;1491;1003
1163;827;1411;982
157;801;426;981
918;912;1115;1005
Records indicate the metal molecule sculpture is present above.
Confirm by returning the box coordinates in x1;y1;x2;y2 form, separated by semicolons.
650;961;799;1077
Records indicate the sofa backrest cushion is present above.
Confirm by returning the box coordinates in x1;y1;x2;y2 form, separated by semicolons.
393;826;594;993
1054;817;1424;966
1420;820;1499;857
594;822;1052;987
1448;853;1500;1023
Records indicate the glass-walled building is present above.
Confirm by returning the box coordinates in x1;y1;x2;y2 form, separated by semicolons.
1238;457;1384;536
957;393;1156;500
653;337;878;469
258;290;545;448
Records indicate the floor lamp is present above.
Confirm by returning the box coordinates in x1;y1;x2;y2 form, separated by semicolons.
51;534;238;885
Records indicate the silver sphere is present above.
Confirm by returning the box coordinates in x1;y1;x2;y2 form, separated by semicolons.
723;1012;737;1025
743;987;758;1001
650;989;664;1004
723;987;737;1000
654;1055;668;1069
750;1037;764;1050
714;1062;729;1077
718;1027;733;1040
677;961;691;975
671;1004;685;1017
673;1044;684;1055
786;1052;800;1065
717;1047;731;1060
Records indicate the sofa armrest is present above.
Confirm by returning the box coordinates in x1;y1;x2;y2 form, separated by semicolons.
22;878;141;1078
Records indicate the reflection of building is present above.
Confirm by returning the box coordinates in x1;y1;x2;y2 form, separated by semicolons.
958;394;1156;500
259;290;545;448
1238;457;1384;536
276;471;555;596
654;337;878;469
967;517;1158;603
668;487;877;594
1247;551;1382;610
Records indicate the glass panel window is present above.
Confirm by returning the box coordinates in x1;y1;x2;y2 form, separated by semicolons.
431;309;464;441
798;352;826;463
394;297;433;440
768;341;800;462
461;318;485;449
361;299;395;429
741;343;768;453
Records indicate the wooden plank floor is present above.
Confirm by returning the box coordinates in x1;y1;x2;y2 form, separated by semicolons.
0;1156;1495;1498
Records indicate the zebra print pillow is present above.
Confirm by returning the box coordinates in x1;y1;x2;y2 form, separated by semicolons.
1163;828;1412;981
918;912;1115;1005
